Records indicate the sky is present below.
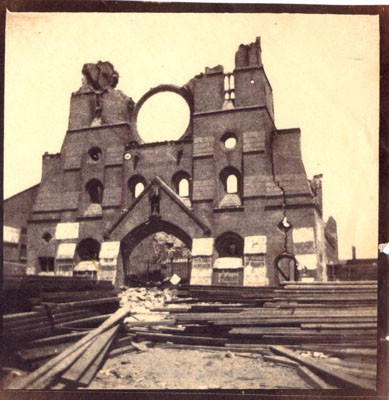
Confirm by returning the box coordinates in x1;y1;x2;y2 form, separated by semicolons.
4;12;379;259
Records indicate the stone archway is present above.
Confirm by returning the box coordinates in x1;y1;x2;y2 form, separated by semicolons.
120;219;193;283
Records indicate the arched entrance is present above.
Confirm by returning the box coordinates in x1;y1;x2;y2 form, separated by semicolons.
121;219;192;285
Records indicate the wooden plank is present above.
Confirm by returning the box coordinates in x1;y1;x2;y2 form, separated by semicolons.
108;344;138;358
212;316;377;326
4;315;51;330
311;348;377;358
17;313;97;332
25;331;89;347
41;290;118;300
269;345;375;389
229;328;377;337
4;311;41;322
111;335;137;350
56;314;111;329
4;325;54;341
264;302;377;309
158;342;269;354
6;303;132;389
271;296;377;302
281;281;377;285
297;365;338;389
263;355;299;367
134;331;228;346
286;344;377;351
124;319;177;328
301;323;377;330
319;357;377;371
77;334;116;387
318;361;377;381
42;297;119;310
61;325;119;384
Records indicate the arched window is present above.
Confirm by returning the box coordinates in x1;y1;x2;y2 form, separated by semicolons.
226;174;238;194
134;182;145;198
178;178;189;197
172;171;191;198
128;175;147;201
85;179;103;204
215;232;244;258
76;238;101;261
220;167;241;195
219;167;241;208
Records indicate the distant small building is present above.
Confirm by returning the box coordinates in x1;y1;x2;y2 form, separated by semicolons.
327;247;376;281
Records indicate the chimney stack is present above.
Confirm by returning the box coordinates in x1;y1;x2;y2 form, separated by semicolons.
352;246;356;260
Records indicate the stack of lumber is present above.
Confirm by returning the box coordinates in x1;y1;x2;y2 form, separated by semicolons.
125;281;377;347
125;281;377;390
6;303;132;390
2;281;120;360
2;274;116;313
173;285;276;305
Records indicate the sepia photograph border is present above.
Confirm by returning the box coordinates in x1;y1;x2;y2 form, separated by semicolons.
1;1;388;399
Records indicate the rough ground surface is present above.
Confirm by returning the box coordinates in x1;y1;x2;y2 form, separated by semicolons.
88;347;310;390
85;286;311;389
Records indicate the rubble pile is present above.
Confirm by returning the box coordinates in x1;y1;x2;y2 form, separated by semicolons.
118;286;179;326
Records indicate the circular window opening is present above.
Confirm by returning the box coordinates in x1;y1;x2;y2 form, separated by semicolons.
88;147;102;162
137;92;190;143
222;134;237;150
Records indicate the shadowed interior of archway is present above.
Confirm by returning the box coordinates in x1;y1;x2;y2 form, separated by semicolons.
121;219;192;284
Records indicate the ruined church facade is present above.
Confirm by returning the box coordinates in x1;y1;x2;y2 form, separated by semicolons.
4;38;338;286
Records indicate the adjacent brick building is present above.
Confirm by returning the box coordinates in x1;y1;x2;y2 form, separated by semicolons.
3;38;338;286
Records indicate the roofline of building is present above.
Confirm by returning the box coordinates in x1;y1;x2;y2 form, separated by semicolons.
4;183;40;202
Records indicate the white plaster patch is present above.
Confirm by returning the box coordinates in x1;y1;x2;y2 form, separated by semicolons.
190;266;212;285
74;260;98;272
244;235;266;254
56;243;77;260
100;269;116;282
292;227;315;243
55;222;79;240
243;265;269;286
213;257;243;269
301;277;315;282
99;241;120;259
295;254;318;270
3;226;20;244
191;238;214;256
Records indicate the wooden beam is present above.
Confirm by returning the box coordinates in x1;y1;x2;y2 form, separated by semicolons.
61;325;119;384
297;365;338;389
269;345;375;390
6;303;132;389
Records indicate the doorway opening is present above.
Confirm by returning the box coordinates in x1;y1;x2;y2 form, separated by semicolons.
121;220;192;286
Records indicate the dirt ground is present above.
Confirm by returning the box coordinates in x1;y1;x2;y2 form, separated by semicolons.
87;346;310;390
